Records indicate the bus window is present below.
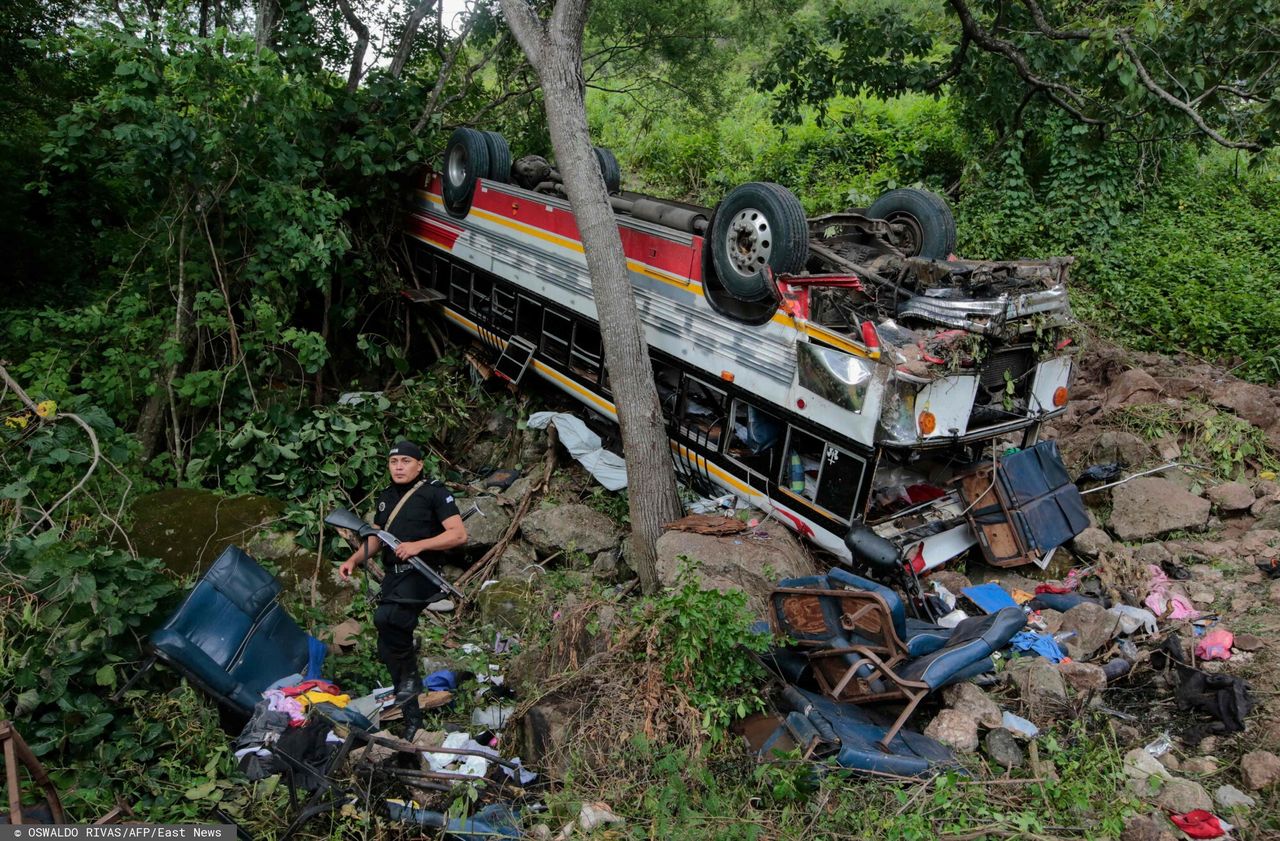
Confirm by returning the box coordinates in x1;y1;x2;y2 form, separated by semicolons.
471;273;493;320
432;255;451;292
492;286;516;334
781;426;862;522
541;309;573;367
449;265;471;307
727;399;782;478
781;427;824;502
570;323;602;383
814;442;864;522
654;363;681;418
516;295;542;342
678;377;728;448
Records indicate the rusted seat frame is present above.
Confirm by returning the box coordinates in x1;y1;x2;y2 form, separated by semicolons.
2;720;65;825
768;586;934;751
2;720;132;826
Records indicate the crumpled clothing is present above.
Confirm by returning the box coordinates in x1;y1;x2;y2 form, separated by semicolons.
233;701;290;753
1144;564;1200;620
1169;810;1227;838
425;731;492;778
1108;604;1159;636
281;679;341;697
1153;636;1253;744
296;690;351;710
1195;628;1233;661
264;689;306;725
1009;631;1066;663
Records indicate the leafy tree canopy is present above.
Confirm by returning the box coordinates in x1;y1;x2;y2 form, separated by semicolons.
757;0;1280;154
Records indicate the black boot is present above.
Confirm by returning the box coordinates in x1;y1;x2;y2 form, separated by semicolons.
395;676;423;741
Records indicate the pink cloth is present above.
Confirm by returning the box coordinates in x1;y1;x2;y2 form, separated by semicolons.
1144;564;1200;620
1196;629;1234;661
264;689;306;725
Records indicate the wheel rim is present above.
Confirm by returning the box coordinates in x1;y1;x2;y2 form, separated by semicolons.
886;211;924;257
446;144;470;188
724;207;773;277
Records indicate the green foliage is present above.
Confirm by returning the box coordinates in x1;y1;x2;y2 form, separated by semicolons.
0;532;178;754
641;559;769;738
755;0;1280;153
1114;401;1280;479
190;362;482;542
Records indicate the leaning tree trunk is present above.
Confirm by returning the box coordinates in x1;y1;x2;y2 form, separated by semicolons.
501;0;683;594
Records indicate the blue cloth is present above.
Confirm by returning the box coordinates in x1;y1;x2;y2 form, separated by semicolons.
961;583;1019;614
305;635;327;680
1009;631;1066;663
424;669;458;691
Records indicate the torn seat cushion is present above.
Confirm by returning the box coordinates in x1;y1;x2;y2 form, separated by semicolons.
751;687;959;778
151;545;311;714
896;607;1025;689
998;441;1089;554
826;569;952;657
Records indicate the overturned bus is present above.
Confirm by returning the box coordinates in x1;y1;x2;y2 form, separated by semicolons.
402;127;1087;586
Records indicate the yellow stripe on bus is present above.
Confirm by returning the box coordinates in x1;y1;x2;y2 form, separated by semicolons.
419;190;872;359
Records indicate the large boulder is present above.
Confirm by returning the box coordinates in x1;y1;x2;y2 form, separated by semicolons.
1109;477;1210;541
1241;750;1280;790
1093;431;1153;467
1210;382;1277;431
1207;481;1255;514
1058;602;1122;659
1154;778;1213;814
1071;527;1113;560
521;504;623;558
942;681;1002;729
464;496;514;550
655;518;815;610
496;540;541;581
475;580;544;631
1102;369;1162;410
924;709;979;753
1008;658;1068;711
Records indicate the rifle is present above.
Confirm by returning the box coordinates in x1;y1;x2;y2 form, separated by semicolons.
324;507;465;601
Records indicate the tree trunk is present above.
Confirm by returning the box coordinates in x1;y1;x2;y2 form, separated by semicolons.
501;0;683;594
137;221;196;461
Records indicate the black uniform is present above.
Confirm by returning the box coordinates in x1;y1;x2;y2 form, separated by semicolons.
370;478;460;687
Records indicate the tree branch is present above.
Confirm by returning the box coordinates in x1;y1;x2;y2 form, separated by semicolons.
334;0;370;93
390;0;438;80
1019;0;1090;40
500;0;548;72
947;0;1104;124
1117;31;1263;152
923;29;970;91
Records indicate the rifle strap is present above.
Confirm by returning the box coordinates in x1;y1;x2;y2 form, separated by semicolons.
384;478;427;532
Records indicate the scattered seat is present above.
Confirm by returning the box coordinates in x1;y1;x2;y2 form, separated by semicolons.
148;545;317;714
769;573;1025;750
737;686;960;778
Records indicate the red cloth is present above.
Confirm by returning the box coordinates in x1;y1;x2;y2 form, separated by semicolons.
1034;582;1074;595
1169;810;1224;838
1195;629;1234;661
281;679;340;697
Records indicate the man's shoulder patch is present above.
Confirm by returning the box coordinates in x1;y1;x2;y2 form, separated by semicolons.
445;495;454;504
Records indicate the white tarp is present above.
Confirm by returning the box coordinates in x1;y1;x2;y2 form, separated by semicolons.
527;412;628;491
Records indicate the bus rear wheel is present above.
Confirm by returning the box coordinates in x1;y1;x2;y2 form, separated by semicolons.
443;127;491;217
866;188;956;259
709;182;809;302
482;131;512;183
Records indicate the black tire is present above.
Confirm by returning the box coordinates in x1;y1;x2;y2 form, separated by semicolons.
709;182;809;302
866;188;956;259
442;127;490;217
593;146;621;194
482;130;511;183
